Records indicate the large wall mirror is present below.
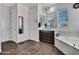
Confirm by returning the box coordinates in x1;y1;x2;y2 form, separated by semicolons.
39;14;46;28
46;6;57;29
47;12;57;29
38;5;57;29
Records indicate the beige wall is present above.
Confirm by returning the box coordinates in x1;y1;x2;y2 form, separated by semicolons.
17;4;29;43
28;5;39;42
0;4;11;52
17;4;39;42
56;3;79;37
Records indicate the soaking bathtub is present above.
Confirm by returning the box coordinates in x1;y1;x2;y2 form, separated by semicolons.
56;36;79;49
55;36;79;55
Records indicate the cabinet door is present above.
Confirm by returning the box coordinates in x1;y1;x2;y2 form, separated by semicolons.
39;30;54;44
46;31;54;44
39;30;46;42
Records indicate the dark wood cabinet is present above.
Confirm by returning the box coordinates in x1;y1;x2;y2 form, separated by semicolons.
39;30;54;45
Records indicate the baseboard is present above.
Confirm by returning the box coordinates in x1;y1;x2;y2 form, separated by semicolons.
18;41;26;44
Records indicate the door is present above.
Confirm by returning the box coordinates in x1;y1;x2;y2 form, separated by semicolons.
11;5;18;42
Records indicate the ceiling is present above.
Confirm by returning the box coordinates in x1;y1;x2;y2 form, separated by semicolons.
38;3;56;7
24;3;56;7
0;3;16;7
0;3;56;7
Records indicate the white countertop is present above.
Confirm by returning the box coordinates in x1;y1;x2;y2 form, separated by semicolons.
55;36;79;50
38;28;57;31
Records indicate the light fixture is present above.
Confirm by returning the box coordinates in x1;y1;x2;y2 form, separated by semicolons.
73;3;79;9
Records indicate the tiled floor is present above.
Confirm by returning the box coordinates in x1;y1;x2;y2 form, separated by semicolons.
0;40;64;55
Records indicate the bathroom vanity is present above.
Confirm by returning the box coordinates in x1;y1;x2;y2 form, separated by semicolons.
39;28;56;44
38;4;57;45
